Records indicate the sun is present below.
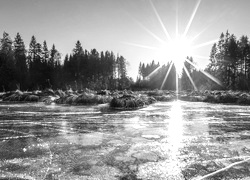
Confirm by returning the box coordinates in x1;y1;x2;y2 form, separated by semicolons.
159;35;193;75
124;0;223;89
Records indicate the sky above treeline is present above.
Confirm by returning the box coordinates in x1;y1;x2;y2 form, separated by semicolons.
1;0;250;79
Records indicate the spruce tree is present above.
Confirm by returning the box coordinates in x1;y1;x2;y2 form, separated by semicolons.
27;35;37;68
42;41;49;64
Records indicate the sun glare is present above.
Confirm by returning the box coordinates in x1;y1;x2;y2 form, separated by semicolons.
159;36;193;75
124;0;223;90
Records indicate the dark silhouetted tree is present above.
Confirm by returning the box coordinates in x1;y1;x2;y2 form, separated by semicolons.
14;33;28;90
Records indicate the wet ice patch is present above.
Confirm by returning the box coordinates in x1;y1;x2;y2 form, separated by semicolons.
142;134;161;139
238;113;250;116
64;132;104;146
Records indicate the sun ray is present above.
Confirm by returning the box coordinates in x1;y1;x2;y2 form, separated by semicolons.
183;0;202;37
185;58;200;70
133;18;166;44
191;39;218;50
185;58;223;86
161;61;174;90
125;11;166;44
201;70;223;86
176;68;179;98
175;0;179;38
149;0;172;41
122;42;158;50
191;54;209;60
190;26;210;43
183;64;198;91
145;65;161;79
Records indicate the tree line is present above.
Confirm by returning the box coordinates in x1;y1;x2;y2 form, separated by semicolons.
2;30;249;92
133;57;209;91
0;32;131;91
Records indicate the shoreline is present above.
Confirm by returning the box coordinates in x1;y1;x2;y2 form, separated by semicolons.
1;90;250;109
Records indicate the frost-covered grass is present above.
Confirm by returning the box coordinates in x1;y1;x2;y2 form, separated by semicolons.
55;92;112;105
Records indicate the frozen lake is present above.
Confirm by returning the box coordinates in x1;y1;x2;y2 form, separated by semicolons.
1;101;250;179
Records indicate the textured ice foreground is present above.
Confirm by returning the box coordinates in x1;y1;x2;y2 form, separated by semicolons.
0;101;250;179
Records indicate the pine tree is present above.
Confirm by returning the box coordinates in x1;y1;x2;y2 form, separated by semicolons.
227;34;238;89
0;32;13;54
207;43;217;72
49;44;61;88
141;63;146;79
73;40;83;55
42;41;49;64
138;62;142;78
27;35;45;89
49;44;57;68
117;56;128;89
27;35;37;68
72;41;84;86
238;36;250;78
14;33;28;90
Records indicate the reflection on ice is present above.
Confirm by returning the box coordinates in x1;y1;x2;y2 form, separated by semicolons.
166;100;184;176
125;116;148;130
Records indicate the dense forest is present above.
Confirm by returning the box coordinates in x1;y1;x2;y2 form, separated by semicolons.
0;32;132;91
1;30;250;92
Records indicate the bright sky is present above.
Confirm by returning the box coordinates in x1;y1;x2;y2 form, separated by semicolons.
1;0;250;80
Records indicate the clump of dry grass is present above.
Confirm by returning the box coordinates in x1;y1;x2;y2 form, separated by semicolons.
110;94;156;110
55;92;112;105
